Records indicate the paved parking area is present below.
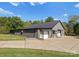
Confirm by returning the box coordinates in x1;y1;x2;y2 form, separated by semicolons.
0;36;79;54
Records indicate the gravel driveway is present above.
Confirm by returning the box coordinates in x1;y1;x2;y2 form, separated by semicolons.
0;36;79;54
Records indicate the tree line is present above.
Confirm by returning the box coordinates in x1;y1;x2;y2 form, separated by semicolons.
63;15;79;36
0;16;78;35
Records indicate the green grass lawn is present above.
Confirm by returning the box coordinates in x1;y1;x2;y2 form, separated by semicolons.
0;48;78;57
0;34;25;41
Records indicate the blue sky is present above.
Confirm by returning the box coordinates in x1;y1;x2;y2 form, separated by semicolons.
0;2;79;22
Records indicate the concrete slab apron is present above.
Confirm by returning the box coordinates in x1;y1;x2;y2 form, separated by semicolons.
0;38;79;54
25;39;79;54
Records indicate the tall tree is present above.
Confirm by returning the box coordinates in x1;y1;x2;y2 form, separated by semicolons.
45;17;54;22
62;22;68;35
32;20;41;24
74;23;79;35
23;21;32;28
7;16;24;30
69;15;79;24
0;16;24;33
68;15;79;35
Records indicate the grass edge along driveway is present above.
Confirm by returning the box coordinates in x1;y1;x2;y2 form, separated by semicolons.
0;48;78;57
0;34;25;41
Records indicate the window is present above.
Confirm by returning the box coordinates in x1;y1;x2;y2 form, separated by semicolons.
58;29;61;33
52;30;55;34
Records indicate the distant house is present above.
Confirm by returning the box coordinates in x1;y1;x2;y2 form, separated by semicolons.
10;20;65;40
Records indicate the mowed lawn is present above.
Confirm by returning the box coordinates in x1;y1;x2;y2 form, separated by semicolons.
0;34;25;41
0;48;78;57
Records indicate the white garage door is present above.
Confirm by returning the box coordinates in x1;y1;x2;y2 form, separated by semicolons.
43;34;48;39
43;31;48;39
40;34;43;39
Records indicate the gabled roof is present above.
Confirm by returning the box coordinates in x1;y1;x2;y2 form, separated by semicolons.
26;20;63;29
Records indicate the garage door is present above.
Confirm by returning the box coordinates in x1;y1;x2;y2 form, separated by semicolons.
43;31;48;39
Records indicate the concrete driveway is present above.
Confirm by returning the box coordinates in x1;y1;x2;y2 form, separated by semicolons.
0;36;79;54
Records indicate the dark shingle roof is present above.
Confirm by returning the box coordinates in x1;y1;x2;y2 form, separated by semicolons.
26;21;60;29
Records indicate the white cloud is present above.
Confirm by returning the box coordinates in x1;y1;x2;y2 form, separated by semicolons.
0;8;22;18
9;2;20;7
10;2;46;6
29;2;46;6
39;2;46;5
63;13;68;17
74;3;79;8
16;15;22;17
0;8;14;15
54;18;59;20
30;2;35;6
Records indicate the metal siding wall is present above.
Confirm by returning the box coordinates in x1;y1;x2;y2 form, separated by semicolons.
52;22;64;36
